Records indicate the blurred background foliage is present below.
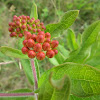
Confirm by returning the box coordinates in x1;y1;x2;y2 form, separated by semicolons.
0;0;100;92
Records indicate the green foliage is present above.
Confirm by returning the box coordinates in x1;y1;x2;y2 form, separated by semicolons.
65;20;100;63
20;59;34;85
0;46;29;59
30;2;38;19
38;72;71;100
39;62;100;98
66;28;78;51
45;10;79;38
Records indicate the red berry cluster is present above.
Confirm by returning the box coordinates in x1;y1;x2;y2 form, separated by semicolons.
9;15;59;60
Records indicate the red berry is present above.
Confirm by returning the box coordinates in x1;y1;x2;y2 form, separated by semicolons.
24;31;32;39
9;22;12;27
46;50;55;58
36;35;45;43
8;27;14;32
21;20;26;24
13;15;17;18
21;47;29;54
28;50;36;58
16;17;20;21
30;19;34;24
41;26;46;30
40;22;44;26
31;34;37;41
36;52;45;60
31;17;35;20
10;33;13;37
23;40;27;46
18;33;23;38
37;29;41;32
12;22;16;27
42;42;50;51
19;16;22;19
37;31;45;37
45;38;51;43
12;32;17;37
28;26;32;31
22;15;27;20
53;49;58;55
33;29;36;32
16;28;21;32
21;25;26;30
16;21;21;27
27;16;29;19
51;40;59;48
32;24;36;28
45;32;51;38
34;43;42;52
35;19;40;24
37;24;40;28
27;39;35;48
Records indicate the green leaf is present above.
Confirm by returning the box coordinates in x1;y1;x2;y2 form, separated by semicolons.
48;57;59;66
0;46;29;59
58;44;69;58
9;89;32;93
20;59;34;85
64;21;100;63
39;62;100;97
77;33;82;47
0;89;34;100
30;2;38;19
38;72;71;100
81;20;100;50
45;10;79;38
66;28;78;51
69;95;100;100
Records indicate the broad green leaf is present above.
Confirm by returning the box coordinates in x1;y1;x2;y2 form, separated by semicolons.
20;59;34;85
82;20;100;50
30;2;38;19
64;21;100;63
69;94;100;100
66;28;78;51
39;62;100;97
58;44;69;58
38;73;71;100
0;89;34;100
45;10;79;38
0;46;29;59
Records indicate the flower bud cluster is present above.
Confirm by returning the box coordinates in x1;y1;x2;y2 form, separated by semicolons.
9;15;59;60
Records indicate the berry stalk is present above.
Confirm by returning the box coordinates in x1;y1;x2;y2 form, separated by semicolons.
30;59;38;100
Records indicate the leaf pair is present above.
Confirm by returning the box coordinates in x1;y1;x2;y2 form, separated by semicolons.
38;62;100;100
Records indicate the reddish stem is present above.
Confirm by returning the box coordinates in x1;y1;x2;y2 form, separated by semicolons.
30;59;38;100
0;93;34;97
30;59;38;90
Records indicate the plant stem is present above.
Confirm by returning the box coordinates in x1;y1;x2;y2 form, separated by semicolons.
30;59;38;100
0;93;34;97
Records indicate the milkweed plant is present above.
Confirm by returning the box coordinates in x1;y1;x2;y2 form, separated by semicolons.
0;2;100;100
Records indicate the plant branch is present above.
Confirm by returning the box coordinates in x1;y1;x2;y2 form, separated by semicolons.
0;61;16;66
0;93;34;97
30;59;38;100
